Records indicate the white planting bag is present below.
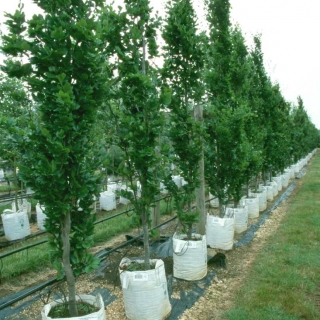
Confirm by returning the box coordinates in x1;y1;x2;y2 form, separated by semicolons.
209;193;219;208
244;197;259;219
36;203;47;231
1;209;31;241
107;181;118;192
173;233;207;281
160;182;168;194
272;176;282;191
284;167;294;180
99;191;116;211
20;199;32;219
41;294;106;320
206;214;234;250
270;180;278;197
172;175;182;188
119;258;171;320
259;185;274;201
181;177;188;186
226;206;248;234
281;172;290;188
250;190;267;211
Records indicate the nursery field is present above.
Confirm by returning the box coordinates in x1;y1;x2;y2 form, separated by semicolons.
1;0;319;318
0;151;319;319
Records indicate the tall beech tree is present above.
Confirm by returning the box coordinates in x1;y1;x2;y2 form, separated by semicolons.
242;41;265;192
250;36;295;182
248;35;276;184
1;0;109;316
224;25;252;205
204;0;232;216
162;0;205;238
103;0;168;270
204;0;252;213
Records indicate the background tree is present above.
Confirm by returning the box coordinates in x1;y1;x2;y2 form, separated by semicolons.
0;75;33;208
267;83;292;176
1;0;109;316
290;96;320;162
162;0;205;238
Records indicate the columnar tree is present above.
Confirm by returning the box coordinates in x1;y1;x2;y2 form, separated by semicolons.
243;40;266;192
204;0;232;215
290;96;319;161
250;36;294;182
103;0;167;270
204;0;252;213
248;35;276;184
267;83;292;176
224;25;252;204
162;0;205;238
1;0;109;316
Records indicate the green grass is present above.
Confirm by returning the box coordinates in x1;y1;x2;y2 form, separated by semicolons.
0;186;11;193
93;213;135;243
0;240;51;282
0;185;19;193
223;152;320;320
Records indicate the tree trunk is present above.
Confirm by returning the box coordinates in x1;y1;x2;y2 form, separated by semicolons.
151;200;160;230
194;104;205;235
152;135;161;233
216;145;225;218
187;223;193;240
61;211;78;316
218;201;225;218
141;206;150;270
141;30;151;270
11;158;19;211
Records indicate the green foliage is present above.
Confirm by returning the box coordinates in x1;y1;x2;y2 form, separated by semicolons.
267;84;292;175
247;35;276;181
162;0;204;236
1;0;110;310
204;0;233;210
0;76;32;165
102;0;166;269
290;97;319;162
102;145;125;177
0;76;33;208
204;0;232;112
48;301;99;319
240;36;271;187
162;0;204;103
204;0;252;208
